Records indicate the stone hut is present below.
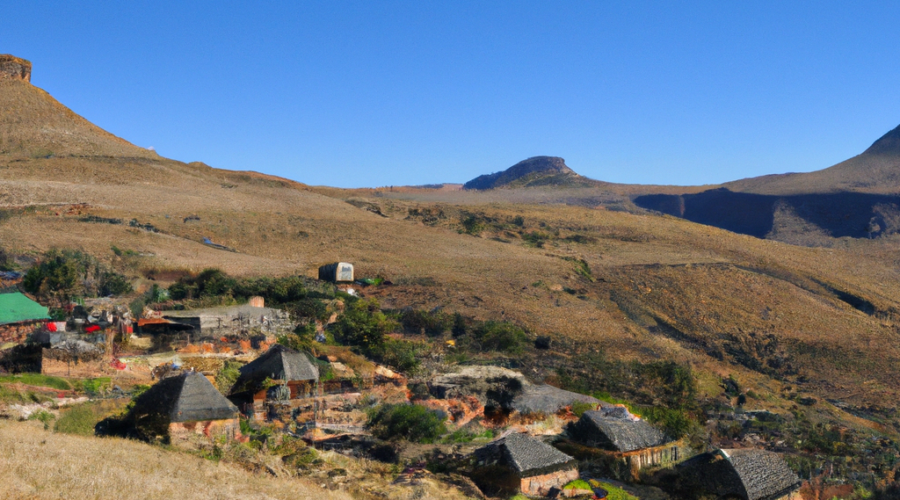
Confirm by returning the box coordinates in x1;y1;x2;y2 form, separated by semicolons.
473;432;579;497
569;407;688;478
677;448;802;500
0;291;49;344
128;372;240;446
229;344;319;420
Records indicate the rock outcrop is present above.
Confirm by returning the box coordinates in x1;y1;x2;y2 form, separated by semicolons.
0;55;32;82
464;156;590;190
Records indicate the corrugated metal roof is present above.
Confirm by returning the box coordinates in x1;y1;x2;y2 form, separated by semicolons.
0;292;49;325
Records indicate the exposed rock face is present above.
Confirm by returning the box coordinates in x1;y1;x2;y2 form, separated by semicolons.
0;55;32;82
429;366;528;407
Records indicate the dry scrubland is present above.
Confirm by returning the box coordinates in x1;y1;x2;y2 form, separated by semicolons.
0;420;352;500
3;77;900;439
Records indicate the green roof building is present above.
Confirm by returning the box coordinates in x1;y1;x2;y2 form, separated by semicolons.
0;292;50;325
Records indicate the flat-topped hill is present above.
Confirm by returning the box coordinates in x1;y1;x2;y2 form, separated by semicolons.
463;156;598;190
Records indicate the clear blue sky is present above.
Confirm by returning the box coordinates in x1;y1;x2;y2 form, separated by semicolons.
5;2;900;188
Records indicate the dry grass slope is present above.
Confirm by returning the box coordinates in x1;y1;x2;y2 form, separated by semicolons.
0;420;352;500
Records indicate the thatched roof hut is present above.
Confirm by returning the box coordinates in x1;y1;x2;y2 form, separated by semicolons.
570;409;670;452
129;372;238;439
475;432;576;478
677;448;801;500
230;344;318;396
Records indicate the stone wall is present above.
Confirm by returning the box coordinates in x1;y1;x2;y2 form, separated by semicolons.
0;55;31;82
0;321;44;344
41;355;109;378
168;418;240;448
622;440;689;472
519;468;579;497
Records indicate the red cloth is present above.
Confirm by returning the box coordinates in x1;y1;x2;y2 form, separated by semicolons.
46;322;57;332
84;325;101;333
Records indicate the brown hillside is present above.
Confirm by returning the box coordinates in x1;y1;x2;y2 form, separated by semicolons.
3;59;900;437
725;124;900;195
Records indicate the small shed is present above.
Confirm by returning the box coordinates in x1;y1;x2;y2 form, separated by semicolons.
473;432;578;497
0;292;50;344
318;262;354;283
128;371;240;445
229;344;320;419
676;448;801;500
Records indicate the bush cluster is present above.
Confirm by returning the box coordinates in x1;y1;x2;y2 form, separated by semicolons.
366;404;447;443
22;249;132;303
167;268;307;304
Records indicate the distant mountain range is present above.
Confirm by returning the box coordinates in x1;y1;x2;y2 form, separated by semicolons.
464;127;900;244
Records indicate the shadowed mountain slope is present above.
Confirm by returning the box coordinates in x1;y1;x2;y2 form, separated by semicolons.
634;124;900;244
724;124;900;196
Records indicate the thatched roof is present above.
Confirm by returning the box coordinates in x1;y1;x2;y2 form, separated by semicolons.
510;384;600;415
677;448;801;500
475;432;576;477
131;372;238;423
575;410;670;452
724;449;801;500
231;344;318;395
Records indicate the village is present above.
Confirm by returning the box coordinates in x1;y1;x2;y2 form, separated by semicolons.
0;254;810;500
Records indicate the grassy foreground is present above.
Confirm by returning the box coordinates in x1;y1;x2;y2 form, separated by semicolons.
0;420;352;500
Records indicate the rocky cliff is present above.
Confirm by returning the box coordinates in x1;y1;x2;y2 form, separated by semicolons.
0;55;31;82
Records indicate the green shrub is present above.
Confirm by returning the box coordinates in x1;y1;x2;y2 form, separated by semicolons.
55;403;108;436
81;377;111;396
287;298;330;321
22;249;132;303
441;427;494;444
332;298;396;351
216;361;244;393
367;339;424;374
637;406;696;440
471;321;527;354
399;309;451;336
29;409;55;430
366;404;447;443
168;269;307;305
571;401;595;418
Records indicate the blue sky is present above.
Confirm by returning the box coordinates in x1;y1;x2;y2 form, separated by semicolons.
5;2;900;188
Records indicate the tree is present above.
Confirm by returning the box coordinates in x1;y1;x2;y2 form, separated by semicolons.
331;298;396;351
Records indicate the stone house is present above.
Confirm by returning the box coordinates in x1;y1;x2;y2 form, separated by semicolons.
676;448;802;500
0;291;49;345
128;371;240;446
162;303;292;338
229;344;319;421
473;432;579;497
568;407;689;479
